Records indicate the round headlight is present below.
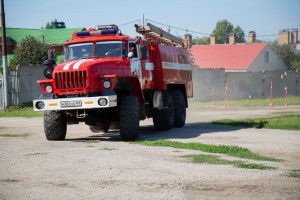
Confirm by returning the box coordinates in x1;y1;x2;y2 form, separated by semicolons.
98;98;108;106
46;85;53;93
103;80;111;89
36;101;45;109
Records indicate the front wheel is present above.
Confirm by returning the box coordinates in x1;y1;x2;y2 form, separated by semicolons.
44;111;67;140
120;96;140;140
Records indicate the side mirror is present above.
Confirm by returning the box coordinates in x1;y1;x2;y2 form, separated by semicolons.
48;49;55;60
135;36;141;45
127;52;133;59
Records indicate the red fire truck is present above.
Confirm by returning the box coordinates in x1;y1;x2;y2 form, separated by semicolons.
33;23;193;140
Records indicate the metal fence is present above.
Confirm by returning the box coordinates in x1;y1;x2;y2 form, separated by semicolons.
0;72;3;109
0;71;20;108
8;71;19;105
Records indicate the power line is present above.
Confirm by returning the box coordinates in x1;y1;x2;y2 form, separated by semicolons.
256;34;278;38
145;18;211;36
118;19;140;27
145;18;299;39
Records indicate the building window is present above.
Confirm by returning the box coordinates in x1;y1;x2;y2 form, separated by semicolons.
264;51;269;63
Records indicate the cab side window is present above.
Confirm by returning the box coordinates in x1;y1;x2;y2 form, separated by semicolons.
129;42;138;58
141;44;149;60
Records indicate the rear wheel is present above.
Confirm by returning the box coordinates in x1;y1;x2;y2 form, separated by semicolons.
44;111;67;140
172;91;186;127
153;91;175;131
120;96;140;140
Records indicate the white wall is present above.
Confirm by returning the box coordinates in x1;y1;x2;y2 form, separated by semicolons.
192;69;300;101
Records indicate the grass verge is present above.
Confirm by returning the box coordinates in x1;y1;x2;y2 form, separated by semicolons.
211;114;300;130
285;170;300;178
132;140;281;162
25;152;48;156
0;133;30;138
99;147;118;150
0;104;42;117
182;154;275;170
85;140;100;144
190;96;300;108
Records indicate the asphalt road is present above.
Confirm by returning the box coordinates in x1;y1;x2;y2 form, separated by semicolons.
0;105;299;200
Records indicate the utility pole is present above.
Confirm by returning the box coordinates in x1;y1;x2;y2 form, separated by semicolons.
141;14;144;26
1;0;9;108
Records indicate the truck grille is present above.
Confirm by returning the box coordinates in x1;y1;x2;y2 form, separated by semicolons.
55;70;88;90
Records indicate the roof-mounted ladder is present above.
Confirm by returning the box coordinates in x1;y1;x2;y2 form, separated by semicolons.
135;23;184;47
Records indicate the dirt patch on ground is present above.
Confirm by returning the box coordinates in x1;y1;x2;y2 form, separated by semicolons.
0;105;299;199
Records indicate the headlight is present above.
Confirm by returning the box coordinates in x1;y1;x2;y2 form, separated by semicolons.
103;80;111;89
46;85;53;93
98;98;108;106
35;101;45;109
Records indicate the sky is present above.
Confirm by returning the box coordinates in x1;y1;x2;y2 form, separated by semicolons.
5;0;300;41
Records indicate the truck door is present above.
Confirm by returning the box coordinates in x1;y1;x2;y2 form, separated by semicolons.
129;42;143;88
140;42;154;90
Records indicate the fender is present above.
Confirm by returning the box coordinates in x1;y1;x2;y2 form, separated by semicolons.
106;74;145;105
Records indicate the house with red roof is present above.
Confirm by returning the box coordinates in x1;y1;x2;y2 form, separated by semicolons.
189;36;287;72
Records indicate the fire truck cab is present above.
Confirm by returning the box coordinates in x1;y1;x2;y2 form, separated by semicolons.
33;24;193;141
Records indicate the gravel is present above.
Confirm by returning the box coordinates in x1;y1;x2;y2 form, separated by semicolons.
0;105;299;200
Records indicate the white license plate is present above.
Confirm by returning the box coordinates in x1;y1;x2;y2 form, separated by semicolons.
60;100;82;108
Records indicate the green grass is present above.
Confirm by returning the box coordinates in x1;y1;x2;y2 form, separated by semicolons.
285;170;300;178
85;140;100;144
0;133;30;138
190;96;300;108
233;163;275;170
0;104;42;117
182;154;275;170
25;152;48;156
99;147;118;150
211;114;300;130
132;140;281;162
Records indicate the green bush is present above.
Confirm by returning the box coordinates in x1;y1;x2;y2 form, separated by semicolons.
9;36;48;70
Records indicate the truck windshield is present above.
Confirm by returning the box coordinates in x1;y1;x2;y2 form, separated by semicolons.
95;41;127;58
66;43;93;61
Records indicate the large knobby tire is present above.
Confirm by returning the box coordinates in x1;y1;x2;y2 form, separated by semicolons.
172;91;186;127
44;111;67;140
153;91;175;131
89;121;111;133
120;96;140;140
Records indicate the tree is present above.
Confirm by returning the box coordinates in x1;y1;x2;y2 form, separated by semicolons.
212;20;246;44
193;36;210;45
45;19;57;29
45;18;66;29
269;40;300;69
9;36;48;70
234;25;246;43
212;20;233;44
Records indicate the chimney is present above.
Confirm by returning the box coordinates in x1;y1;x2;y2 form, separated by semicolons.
291;28;298;44
184;34;192;49
248;31;256;43
278;29;290;44
229;32;236;44
210;34;215;45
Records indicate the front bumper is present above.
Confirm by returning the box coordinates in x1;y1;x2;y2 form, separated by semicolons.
33;95;117;111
